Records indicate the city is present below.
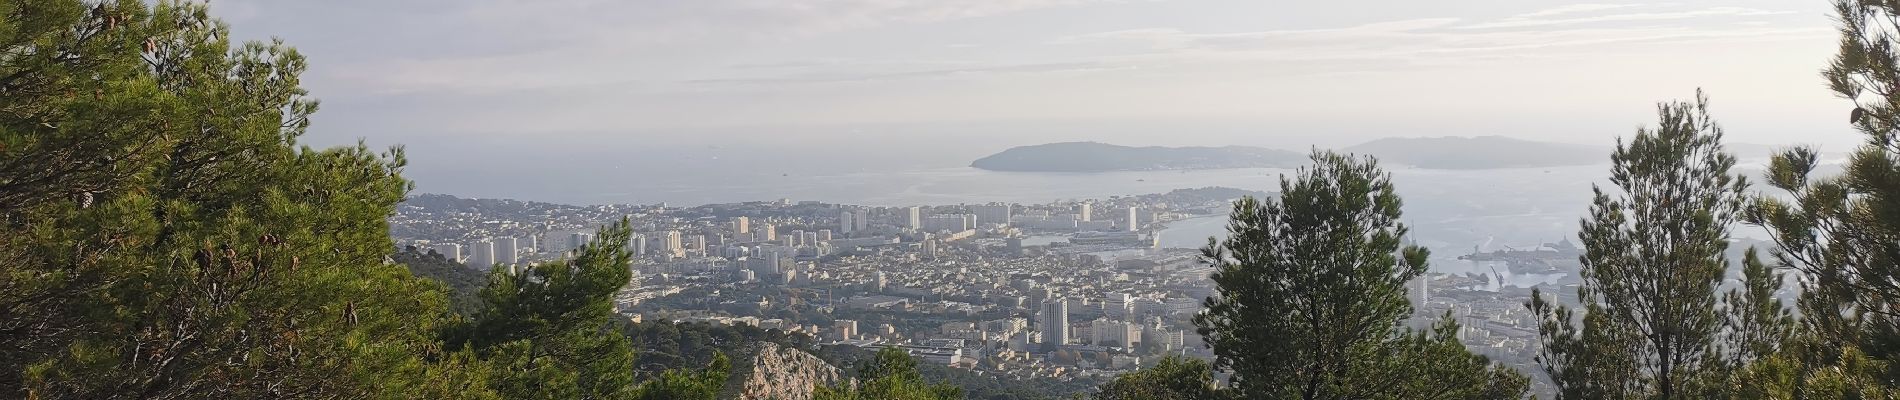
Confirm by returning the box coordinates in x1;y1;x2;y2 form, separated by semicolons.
391;186;1551;388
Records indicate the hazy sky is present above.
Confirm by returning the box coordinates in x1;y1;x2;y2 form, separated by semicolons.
217;0;1852;159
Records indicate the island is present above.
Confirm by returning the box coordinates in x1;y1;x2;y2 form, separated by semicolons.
1343;136;1604;169
969;142;1305;172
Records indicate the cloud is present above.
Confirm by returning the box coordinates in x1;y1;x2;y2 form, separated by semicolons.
687;61;1128;85
1046;15;1828;69
291;0;1136;94
1513;3;1649;19
1460;6;1791;29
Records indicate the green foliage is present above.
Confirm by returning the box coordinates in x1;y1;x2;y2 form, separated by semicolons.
449;221;639;399
1744;1;1900;386
0;0;494;398
630;353;729;400
1529;91;1755;399
1191;150;1527;399
394;246;489;316
815;347;961;400
814;344;1090;400
622;320;815;376
1348;315;1531;400
0;2;750;398
1091;356;1226;400
1725;250;1793;371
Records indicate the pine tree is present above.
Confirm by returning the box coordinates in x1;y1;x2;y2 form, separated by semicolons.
814;347;961;400
1091;356;1226;400
450;221;642;399
0;1;489;398
1529;91;1750;399
1718;249;1795;371
1193;150;1527;399
1743;0;1900;385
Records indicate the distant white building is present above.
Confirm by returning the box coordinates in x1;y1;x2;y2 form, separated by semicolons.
1040;298;1069;348
1091;319;1141;348
902;206;923;229
493;237;519;266
661;230;683;257
430;243;463;262
468;239;496;270
972;204;1012;227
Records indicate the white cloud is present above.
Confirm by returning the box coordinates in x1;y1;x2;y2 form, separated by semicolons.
1513;3;1650;19
1041;14;1829;74
310;0;1136;95
1461;6;1791;29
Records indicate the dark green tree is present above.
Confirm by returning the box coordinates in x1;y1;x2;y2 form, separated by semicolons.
1744;0;1900;387
1193;151;1527;399
1350;315;1531;400
1091;356;1226;400
814;347;961;400
1716;249;1795;372
1529;91;1751;399
451;221;642;399
0;0;494;398
630;353;729;400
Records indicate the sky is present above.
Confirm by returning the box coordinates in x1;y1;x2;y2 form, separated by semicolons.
208;0;1857;197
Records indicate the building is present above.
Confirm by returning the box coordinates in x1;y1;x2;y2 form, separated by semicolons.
1125;206;1141;231
817;229;833;241
1076;203;1092;221
1039;298;1069;349
569;232;596;251
730;216;750;234
661;230;683;256
626;233;648;256
895;345;963;365
1103;292;1132;318
468;239;496;270
834;320;859;341
924;214;975;232
902;206;923;229
972;204;1012;227
839;210;857;234
757;224;777;242
430;243;463;262
493;237;519;266
686;235;707;253
1091;319;1141;347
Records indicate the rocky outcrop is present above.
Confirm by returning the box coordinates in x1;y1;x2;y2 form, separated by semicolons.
731;342;847;400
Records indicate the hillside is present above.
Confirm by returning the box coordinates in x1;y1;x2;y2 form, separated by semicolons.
392;246;488;315
1344;136;1604;169
970;142;1304;172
